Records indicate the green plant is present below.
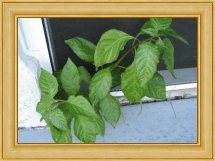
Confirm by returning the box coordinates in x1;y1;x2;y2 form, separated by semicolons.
37;18;188;143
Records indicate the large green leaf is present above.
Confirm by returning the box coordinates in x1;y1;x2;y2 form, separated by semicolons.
143;73;166;99
39;68;58;97
159;27;189;45
134;42;160;87
94;29;133;67
49;125;71;143
36;95;55;115
67;95;98;117
99;95;121;127
60;59;80;96
45;108;69;131
121;64;144;103
157;38;175;77
74;115;104;143
150;18;172;30
89;68;112;106
65;37;95;63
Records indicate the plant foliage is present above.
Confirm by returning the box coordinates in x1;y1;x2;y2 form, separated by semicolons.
37;18;188;143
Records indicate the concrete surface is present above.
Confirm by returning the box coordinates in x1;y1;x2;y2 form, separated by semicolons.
18;98;197;143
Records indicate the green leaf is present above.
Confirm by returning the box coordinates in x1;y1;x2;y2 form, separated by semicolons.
143;73;166;99
142;20;153;29
91;115;105;136
150;18;172;30
99;95;121;127
157;38;175;77
121;64;144;103
45;108;69;131
159;28;189;45
140;28;158;37
49;125;71;143
74;115;104;143
60;59;80;96
89;68;112;106
65;37;95;63
36;95;55;115
94;29;133;67
140;21;158;37
67;95;98;118
134;42;160;87
58;102;74;125
39;68;58;97
49;103;73;143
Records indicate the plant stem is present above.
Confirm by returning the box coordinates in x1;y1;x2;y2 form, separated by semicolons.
117;65;126;69
111;43;139;70
111;36;156;70
132;33;141;47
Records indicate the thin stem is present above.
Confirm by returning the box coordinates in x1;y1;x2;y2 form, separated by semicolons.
132;33;141;47
111;36;156;70
117;65;126;69
111;43;139;70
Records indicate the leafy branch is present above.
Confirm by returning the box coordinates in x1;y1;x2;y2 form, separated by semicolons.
37;18;188;143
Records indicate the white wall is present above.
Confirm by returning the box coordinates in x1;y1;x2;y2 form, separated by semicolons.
18;18;52;128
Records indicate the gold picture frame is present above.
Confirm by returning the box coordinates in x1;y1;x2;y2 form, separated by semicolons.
0;0;214;160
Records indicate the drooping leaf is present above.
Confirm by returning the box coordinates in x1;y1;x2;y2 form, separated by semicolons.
74;115;104;143
159;28;189;45
94;116;105;136
78;66;91;95
140;21;158;37
94;29;133;67
39;68;58;97
45;108;69;131
143;73;166;99
140;28;158;37
99;95;121;127
65;37;95;63
134;42;160;87
67;95;98;118
121;64;144;103
66;95;105;139
36;95;55;115
49;103;73;143
49;125;71;143
89;68;112;106
157;38;175;77
150;18;172;30
60;58;80;96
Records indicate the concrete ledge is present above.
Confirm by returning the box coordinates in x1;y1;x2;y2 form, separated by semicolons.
18;98;197;143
